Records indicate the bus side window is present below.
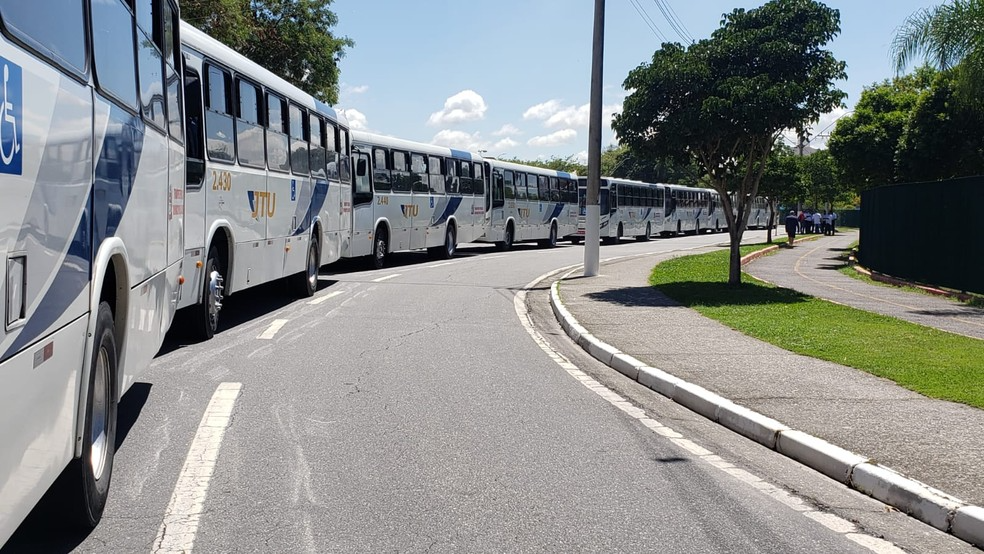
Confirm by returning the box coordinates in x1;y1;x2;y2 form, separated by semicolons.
309;114;326;179
0;0;87;77
91;0;139;110
163;0;183;141
458;161;471;195
235;79;264;168
410;153;427;193
492;169;504;208
473;162;485;196
428;156;445;194
514;172;527;201
204;64;234;162
325;122;339;180
446;159;460;195
353;150;372;205
339;129;351;183
373;148;391;192
183;63;205;188
266;92;289;172
392;150;411;192
288;103;309;175
135;0;165;131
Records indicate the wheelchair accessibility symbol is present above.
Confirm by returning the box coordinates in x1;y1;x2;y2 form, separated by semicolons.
0;59;22;175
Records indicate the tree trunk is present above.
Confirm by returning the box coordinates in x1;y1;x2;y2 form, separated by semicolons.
728;224;744;286
766;202;774;243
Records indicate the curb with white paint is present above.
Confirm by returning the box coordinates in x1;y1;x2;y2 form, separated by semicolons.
550;276;984;549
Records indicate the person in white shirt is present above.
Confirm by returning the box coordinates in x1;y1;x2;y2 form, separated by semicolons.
812;211;821;234
829;211;837;234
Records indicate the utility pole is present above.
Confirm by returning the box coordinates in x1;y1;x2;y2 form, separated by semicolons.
584;0;605;277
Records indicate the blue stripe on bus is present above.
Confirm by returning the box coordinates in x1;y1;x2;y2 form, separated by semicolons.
0;97;145;360
543;202;564;223
430;196;463;226
449;149;471;160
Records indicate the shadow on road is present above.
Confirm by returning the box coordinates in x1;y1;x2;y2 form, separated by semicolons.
2;383;153;554
585;282;811;309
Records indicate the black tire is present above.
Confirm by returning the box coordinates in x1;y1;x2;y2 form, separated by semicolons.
371;227;388;269
497;223;515;251
64;301;118;528
289;239;319;297
617;223;624;242
431;224;456;259
538;223;558;248
638;222;652;242
193;249;223;340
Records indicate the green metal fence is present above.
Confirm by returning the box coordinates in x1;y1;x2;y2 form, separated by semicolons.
860;176;983;295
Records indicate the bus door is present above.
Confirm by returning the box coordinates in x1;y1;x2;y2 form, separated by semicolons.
352;149;374;256
180;57;207;308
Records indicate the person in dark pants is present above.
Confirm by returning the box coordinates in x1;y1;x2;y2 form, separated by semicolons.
784;210;798;247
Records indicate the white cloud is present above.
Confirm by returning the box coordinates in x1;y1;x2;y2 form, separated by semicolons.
342;83;369;95
523;99;564;120
493;138;518;151
525;102;623;129
342;108;368;130
781;106;851;150
528;129;577;147
427;90;488;126
575;150;589;165
493;124;522;137
431;129;487;152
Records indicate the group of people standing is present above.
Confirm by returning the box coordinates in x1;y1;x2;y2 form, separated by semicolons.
784;209;837;245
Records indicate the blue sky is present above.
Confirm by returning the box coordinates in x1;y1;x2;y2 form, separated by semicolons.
332;0;937;163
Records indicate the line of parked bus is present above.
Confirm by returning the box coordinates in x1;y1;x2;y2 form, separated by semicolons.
568;177;772;244
0;1;769;544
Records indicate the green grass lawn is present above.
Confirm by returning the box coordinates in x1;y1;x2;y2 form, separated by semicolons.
649;245;984;410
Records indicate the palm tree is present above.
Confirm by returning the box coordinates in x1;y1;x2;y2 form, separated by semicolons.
892;0;984;105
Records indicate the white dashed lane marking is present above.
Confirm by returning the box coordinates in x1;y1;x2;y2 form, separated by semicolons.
257;319;289;339
372;273;401;282
308;290;345;305
152;382;242;554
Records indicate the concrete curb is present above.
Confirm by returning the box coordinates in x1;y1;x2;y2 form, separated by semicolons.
549;277;984;549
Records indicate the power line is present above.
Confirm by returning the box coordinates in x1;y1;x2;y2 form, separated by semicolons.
627;0;668;42
660;0;694;42
651;0;693;43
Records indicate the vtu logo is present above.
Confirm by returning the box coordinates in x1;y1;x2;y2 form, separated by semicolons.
0;58;23;175
401;204;419;218
248;191;277;219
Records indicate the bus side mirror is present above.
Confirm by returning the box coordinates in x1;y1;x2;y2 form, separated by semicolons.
356;158;368;177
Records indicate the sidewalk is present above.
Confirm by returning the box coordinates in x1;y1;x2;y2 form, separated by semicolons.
744;230;984;340
547;235;984;547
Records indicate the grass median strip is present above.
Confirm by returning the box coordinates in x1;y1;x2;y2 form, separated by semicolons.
649;243;984;410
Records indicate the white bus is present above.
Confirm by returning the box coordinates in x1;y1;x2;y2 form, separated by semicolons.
664;184;706;235
575;177;665;243
177;22;352;339
0;0;184;543
699;189;727;233
481;159;578;249
348;132;487;268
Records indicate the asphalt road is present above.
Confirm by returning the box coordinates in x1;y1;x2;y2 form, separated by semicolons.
3;231;972;553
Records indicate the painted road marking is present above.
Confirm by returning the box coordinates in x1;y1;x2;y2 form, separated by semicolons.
257;319;289;339
516;266;904;554
308;290;345;305
152;382;242;554
372;273;401;282
428;261;459;268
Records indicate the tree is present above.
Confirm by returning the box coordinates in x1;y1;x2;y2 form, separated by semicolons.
895;71;984;181
501;155;587;175
799;150;850;208
600;145;702;185
613;0;846;285
182;0;353;104
827;68;934;190
892;0;984;109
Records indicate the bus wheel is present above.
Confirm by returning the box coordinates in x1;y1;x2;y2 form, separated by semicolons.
539;223;558;248
64;301;117;528
434;224;456;259
638;222;651;242
372;228;388;269
497;223;514;251
290;239;319;297
193;249;224;340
